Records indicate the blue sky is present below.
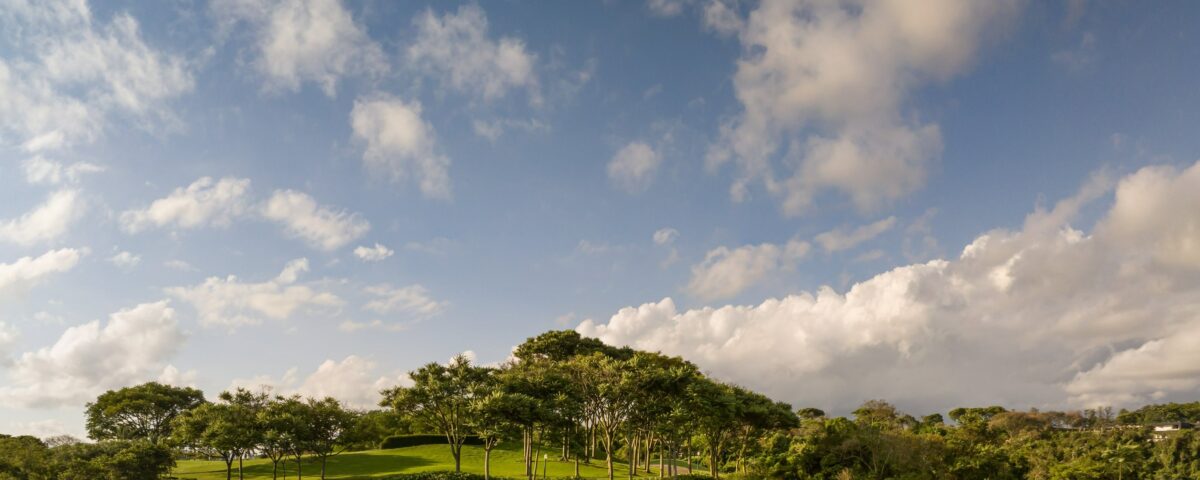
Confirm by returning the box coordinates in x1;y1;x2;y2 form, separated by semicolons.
4;0;1200;437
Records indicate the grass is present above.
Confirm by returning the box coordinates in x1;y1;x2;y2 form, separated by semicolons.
173;443;693;480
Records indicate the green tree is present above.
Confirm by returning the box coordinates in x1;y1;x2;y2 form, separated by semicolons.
172;388;265;480
85;382;204;444
302;397;358;480
0;434;53;479
384;354;493;473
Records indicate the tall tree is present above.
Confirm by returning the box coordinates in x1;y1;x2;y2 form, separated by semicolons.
570;352;640;480
85;382;205;444
384;354;492;473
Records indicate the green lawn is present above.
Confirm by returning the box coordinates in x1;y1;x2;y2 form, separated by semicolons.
174;443;689;479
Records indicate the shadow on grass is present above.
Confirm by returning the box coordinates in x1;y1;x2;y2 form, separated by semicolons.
179;452;437;479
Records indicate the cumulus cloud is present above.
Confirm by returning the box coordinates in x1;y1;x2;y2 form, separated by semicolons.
0;189;86;246
350;96;451;198
363;284;446;318
408;4;538;103
686;238;810;300
706;0;1020;215
814;216;897;253
230;355;407;408
22;156;104;185
581;160;1200;413
0;0;193;152
120;177;251;233
0;301;186;408
0;248;83;293
260;190;370;251
166;258;343;329
353;243;394;262
607;142;663;193
211;0;386;96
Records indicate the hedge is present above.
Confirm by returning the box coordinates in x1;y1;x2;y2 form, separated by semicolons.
379;434;486;449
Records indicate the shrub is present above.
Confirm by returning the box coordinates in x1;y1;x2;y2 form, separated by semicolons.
379;434;485;449
381;472;491;480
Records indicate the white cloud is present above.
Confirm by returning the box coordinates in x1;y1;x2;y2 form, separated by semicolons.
338;319;410;333
582;160;1200;412
231;355;407;408
108;251;141;269
0;301;186;408
648;0;687;17
363;284;446;318
653;228;680;267
260;190;370;251
686;238;810;300
166;258;343;328
706;0;1020;215
653;228;679;246
353;243;393;262
211;0;386;96
163;260;196;272
0;248;83;293
471;117;549;142
0;1;193;152
350;96;452;199
408;4;538;103
814;216;897;253
0;189;86;246
607;142;663;193
120;177;251;233
22;156;104;185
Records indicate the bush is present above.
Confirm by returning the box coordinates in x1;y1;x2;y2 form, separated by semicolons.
381;473;491;480
379;434;485;449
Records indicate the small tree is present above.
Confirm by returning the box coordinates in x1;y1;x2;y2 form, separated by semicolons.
303;397;358;480
384;354;492;472
263;395;312;479
173;388;265;480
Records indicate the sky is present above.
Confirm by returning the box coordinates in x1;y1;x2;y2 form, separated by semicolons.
3;0;1200;438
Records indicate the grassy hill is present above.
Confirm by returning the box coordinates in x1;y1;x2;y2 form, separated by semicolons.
174;443;687;479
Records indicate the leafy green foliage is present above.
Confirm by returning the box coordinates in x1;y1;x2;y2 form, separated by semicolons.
85;382;204;444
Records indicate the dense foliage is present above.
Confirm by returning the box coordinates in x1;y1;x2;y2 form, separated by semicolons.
3;330;1200;480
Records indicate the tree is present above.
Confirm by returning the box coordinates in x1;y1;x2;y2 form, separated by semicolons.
51;440;174;480
172;388;265;480
384;354;492;473
85;382;205;444
570;352;640;480
258;397;300;480
302;397;358;480
471;390;534;480
262;395;313;479
0;434;53;479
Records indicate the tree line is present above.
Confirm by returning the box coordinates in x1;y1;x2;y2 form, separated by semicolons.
2;329;1200;480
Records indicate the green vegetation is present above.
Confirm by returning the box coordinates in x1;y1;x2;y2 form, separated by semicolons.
4;330;1200;479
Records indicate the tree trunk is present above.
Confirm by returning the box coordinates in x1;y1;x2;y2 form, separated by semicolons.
296;454;303;480
321;455;327;479
272;459;278;480
454;443;463;473
225;457;234;480
239;454;245;480
659;443;664;479
485;447;492;480
575;454;580;479
605;432;615;480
